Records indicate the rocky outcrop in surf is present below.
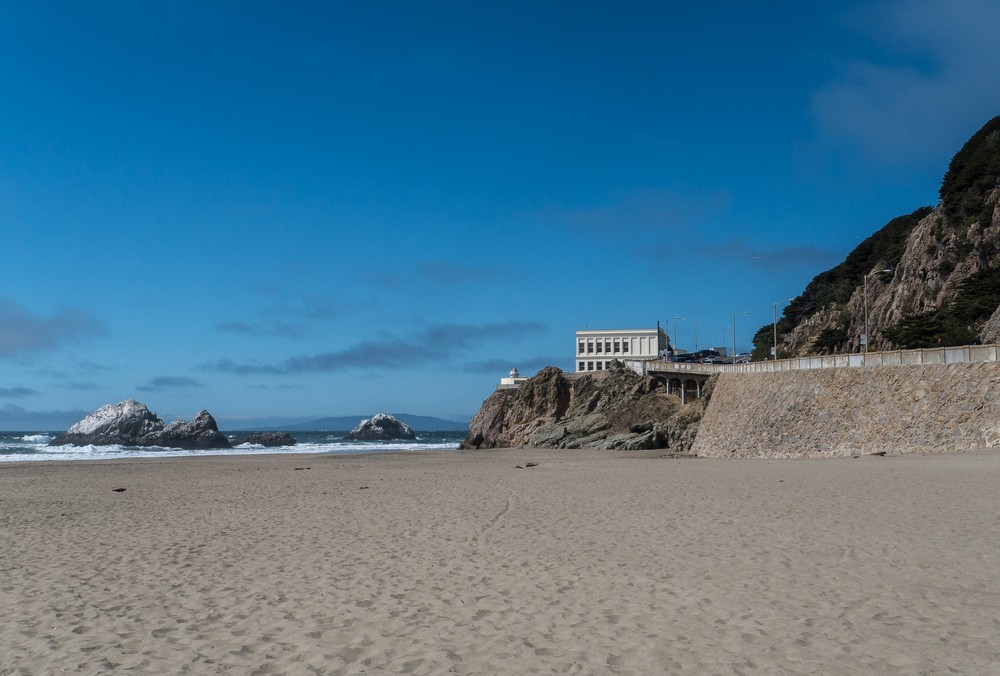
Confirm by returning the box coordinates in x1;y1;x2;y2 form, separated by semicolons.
344;413;416;441
50;399;232;449
233;431;298;447
461;363;711;452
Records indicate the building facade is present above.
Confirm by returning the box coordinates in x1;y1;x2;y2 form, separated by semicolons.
575;327;667;372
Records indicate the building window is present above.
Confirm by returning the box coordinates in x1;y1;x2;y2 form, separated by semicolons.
578;341;585;355
579;361;585;371
613;340;620;353
604;340;611;353
587;361;594;371
596;342;603;353
587;342;593;354
596;361;603;370
622;341;629;353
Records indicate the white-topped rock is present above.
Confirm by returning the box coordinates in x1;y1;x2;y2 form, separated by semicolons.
344;413;416;441
51;399;231;449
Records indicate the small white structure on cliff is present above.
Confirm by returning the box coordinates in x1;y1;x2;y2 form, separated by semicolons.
497;367;529;390
575;327;667;372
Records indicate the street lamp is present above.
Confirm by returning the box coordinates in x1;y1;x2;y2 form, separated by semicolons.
674;317;684;353
863;269;893;353
772;298;794;359
693;318;705;352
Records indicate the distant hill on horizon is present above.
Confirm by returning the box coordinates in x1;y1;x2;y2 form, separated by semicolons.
279;413;469;432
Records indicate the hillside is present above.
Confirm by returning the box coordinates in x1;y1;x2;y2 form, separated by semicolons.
753;115;1000;357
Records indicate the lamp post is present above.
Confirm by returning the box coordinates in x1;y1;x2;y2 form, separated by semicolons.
863;269;892;353
772;298;794;359
694;319;705;352
674;317;684;354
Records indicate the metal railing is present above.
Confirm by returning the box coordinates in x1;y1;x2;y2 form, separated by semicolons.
634;343;1000;376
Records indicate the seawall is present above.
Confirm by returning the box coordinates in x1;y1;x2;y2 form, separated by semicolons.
691;361;1000;458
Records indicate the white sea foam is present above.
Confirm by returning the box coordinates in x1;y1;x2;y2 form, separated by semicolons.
0;431;464;462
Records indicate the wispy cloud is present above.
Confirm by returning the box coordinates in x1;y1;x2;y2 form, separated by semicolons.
216;321;309;338
417;261;500;284
542;187;731;240
461;356;565;375
205;321;547;374
215;291;344;340
0;297;107;358
0;404;89;431
701;240;842;270
58;382;101;391
362;261;501;289
811;0;1000;165
136;376;203;392
0;387;38;398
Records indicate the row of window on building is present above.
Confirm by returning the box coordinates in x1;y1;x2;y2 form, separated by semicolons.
578;338;633;355
575;328;667;373
579;360;614;372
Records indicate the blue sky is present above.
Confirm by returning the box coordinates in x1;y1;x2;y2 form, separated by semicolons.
3;0;1000;429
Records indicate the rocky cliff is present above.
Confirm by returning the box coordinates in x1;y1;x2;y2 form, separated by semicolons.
756;115;1000;357
461;363;711;452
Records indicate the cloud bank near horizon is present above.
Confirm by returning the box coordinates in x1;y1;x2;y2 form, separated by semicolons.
0;297;107;359
205;320;548;375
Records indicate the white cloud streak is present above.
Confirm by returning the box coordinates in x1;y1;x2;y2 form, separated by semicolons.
811;0;1000;165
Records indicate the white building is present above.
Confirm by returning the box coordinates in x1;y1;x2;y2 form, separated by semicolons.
497;367;529;390
575;327;667;372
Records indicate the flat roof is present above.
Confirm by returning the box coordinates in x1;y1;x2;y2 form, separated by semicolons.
575;328;662;335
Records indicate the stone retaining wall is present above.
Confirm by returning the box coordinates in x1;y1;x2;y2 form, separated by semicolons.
691;362;1000;458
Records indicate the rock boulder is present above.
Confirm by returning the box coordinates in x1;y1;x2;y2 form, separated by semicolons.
50;400;232;449
345;414;416;441
233;431;298;447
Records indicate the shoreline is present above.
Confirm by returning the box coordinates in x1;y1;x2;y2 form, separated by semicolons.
3;447;998;673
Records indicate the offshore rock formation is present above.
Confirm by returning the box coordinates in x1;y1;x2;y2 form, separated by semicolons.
50;399;231;449
461;363;712;452
757;115;1000;357
345;413;416;441
233;431;298;447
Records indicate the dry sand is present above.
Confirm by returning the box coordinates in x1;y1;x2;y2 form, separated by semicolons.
2;447;999;674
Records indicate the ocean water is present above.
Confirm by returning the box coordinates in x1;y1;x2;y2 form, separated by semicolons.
0;430;465;463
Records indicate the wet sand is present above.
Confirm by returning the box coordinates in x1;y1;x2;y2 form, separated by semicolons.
2;447;999;674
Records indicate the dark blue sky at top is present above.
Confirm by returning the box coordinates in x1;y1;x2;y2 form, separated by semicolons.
2;1;999;428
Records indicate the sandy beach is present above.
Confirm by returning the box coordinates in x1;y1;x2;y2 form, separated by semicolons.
2;448;999;674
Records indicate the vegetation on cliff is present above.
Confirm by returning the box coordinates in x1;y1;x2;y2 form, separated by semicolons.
751;207;931;359
940;115;1000;229
752;115;1000;358
881;265;1000;347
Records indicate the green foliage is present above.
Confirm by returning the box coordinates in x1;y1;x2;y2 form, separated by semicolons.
940;116;1000;228
809;312;849;354
751;116;1000;358
752;207;930;357
813;326;847;353
781;207;931;329
750;324;773;361
882;265;1000;348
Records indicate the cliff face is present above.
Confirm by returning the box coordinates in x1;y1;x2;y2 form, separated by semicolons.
760;116;1000;356
461;364;711;452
